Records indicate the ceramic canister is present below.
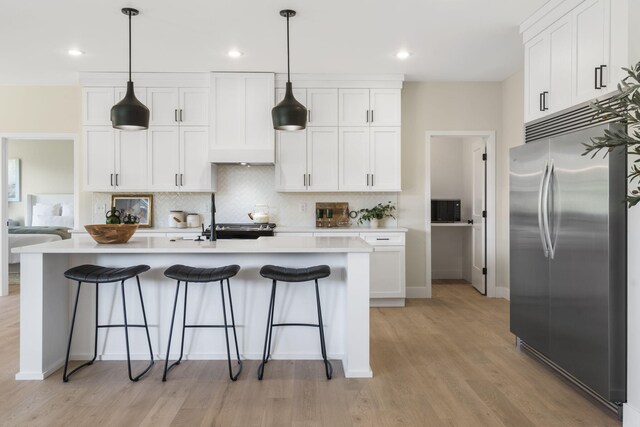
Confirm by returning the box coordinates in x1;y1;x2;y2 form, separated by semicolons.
168;210;185;228
186;213;201;228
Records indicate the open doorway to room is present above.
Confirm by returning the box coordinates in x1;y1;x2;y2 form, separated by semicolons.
425;131;496;298
1;134;80;297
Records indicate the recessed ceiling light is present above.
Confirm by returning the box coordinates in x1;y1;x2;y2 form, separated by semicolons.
228;50;244;58
68;49;84;56
396;50;411;60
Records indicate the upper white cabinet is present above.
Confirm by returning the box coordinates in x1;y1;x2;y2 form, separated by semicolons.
209;73;275;163
306;89;338;126
147;87;208;126
521;0;628;123
82;88;114;126
339;89;401;126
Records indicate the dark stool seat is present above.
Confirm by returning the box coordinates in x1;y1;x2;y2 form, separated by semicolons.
164;264;240;283
258;264;333;380
62;264;154;383
162;264;243;382
260;265;331;282
64;264;150;283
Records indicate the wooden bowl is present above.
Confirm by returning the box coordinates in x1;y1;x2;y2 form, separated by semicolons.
84;224;139;244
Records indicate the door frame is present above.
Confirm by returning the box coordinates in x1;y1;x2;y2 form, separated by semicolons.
425;130;496;298
0;133;80;297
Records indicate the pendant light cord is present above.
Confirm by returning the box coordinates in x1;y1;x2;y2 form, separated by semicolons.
286;13;290;83
128;10;132;82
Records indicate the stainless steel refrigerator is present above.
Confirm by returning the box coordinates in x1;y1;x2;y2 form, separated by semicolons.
510;119;627;414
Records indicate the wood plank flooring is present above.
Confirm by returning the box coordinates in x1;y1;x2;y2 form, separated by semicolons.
0;281;620;426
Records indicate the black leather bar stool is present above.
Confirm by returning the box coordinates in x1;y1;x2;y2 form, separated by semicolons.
258;264;333;380
62;264;154;382
162;264;243;382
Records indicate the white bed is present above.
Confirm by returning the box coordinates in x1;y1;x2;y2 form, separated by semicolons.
8;194;74;264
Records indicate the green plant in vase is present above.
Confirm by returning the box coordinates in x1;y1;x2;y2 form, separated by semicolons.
357;201;396;228
583;61;640;206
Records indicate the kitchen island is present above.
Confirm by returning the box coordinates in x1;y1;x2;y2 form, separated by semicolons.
13;236;372;380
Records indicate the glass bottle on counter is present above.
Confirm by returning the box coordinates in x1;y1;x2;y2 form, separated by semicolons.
316;208;324;228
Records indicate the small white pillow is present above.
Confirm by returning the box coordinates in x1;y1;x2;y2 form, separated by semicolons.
33;203;60;217
32;215;74;228
61;203;74;216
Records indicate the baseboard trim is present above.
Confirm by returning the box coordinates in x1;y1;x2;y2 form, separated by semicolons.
370;298;405;307
496;287;510;300
406;287;429;299
624;403;640;425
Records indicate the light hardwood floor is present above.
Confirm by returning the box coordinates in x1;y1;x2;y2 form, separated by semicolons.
0;281;620;426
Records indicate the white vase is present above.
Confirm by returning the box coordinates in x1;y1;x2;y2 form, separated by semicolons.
370;218;380;228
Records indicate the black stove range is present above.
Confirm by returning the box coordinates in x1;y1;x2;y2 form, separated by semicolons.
203;223;276;240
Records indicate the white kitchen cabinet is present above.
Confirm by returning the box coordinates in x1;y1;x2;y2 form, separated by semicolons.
369;246;406;300
548;16;573;113
147;87;208;126
275;127;339;192
338;88;401;126
573;0;611;104
148;126;214;192
82;88;115;126
115;129;148;190
306;89;338;126
83;127;115;191
338;127;401;192
525;33;551;122
210;73;275;163
179;127;212;191
339;127;370;191
116;86;147;105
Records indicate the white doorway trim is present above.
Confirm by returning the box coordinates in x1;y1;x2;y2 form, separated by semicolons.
0;133;80;297
425;130;497;298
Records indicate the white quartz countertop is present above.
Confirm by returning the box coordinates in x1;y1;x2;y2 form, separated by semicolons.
12;236;373;254
69;227;202;234
275;226;408;233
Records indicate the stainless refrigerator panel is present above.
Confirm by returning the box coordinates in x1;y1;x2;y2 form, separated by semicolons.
510;140;550;356
547;124;626;401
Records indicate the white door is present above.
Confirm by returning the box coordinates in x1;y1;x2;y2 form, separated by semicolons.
338;89;370;126
148;127;180;190
307;127;339;191
179;127;211;191
147;88;179;126
369;89;401;126
369;128;401;191
275;129;307;191
83;126;115;191
548;16;573;113
115;129;148;190
573;0;610;104
307;89;338;126
524;33;550;122
470;140;486;294
178;88;208;126
338;127;370;191
82;88;115;125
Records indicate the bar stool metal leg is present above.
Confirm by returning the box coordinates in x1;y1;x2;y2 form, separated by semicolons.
315;279;333;380
121;279;154;382
258;280;277;380
177;282;189;363
220;279;243;381
163;281;182;381
136;276;155;364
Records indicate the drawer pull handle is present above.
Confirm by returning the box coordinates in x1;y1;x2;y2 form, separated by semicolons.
376;238;390;241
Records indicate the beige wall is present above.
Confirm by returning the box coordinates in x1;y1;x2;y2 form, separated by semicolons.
399;81;503;292
7;139;74;225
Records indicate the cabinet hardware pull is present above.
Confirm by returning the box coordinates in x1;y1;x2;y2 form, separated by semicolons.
366;174;369;186
175;174;178;186
304;174;306;187
371;174;374;187
110;174;114;186
539;92;543;112
542;91;549;111
115;174;119;186
594;67;601;90
600;65;607;88
308;174;311;187
180;174;183;186
376;238;390;241
308;110;311;123
179;109;183;122
371;110;374;123
175;109;178;122
366;110;369;123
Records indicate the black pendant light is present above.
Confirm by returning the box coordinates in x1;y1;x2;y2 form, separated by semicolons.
272;9;307;131
111;8;149;131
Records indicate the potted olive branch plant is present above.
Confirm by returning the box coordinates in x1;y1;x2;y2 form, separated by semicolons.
583;61;640;206
357;201;396;228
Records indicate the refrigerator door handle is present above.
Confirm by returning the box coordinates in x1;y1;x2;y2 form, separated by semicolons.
543;159;555;259
538;161;550;258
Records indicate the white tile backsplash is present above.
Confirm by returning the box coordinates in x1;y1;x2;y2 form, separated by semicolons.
92;165;398;228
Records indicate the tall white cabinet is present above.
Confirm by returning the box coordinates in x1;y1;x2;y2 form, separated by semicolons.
275;75;403;192
80;73;216;192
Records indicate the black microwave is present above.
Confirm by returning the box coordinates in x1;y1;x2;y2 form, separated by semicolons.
431;199;461;223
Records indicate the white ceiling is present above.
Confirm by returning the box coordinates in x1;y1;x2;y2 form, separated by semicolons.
0;0;548;85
